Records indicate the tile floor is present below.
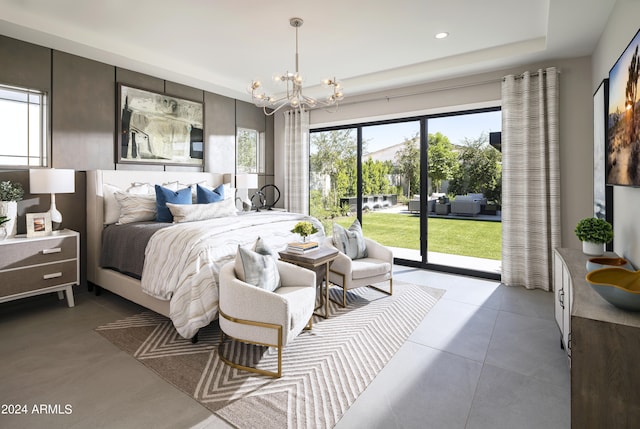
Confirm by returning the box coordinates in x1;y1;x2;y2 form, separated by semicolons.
0;266;569;429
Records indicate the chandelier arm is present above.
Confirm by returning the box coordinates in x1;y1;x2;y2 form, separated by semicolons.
248;17;343;113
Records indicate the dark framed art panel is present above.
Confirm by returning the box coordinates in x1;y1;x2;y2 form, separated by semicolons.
117;84;204;166
594;79;614;250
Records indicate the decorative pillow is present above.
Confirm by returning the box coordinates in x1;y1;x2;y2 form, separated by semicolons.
196;183;224;204
332;219;368;259
103;183;122;225
166;198;237;223
253;236;280;260
126;182;154;195
234;245;280;292
113;191;156;224
155;185;192;223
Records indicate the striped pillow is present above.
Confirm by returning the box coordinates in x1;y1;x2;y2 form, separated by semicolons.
332;219;368;259
234;245;281;292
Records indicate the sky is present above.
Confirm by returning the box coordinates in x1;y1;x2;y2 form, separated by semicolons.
362;110;502;153
609;29;640;114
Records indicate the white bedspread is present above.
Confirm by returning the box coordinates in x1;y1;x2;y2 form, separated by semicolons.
140;211;324;338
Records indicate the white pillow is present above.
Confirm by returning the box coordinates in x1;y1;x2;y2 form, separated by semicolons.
103;183;122;225
126;182;154;195
166;198;237;223
114;191;156;224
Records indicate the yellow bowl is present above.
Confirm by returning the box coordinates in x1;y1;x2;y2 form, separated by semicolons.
585;268;640;311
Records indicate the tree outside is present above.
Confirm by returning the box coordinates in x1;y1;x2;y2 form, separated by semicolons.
427;132;458;193
237;128;258;173
448;132;502;203
394;134;420;198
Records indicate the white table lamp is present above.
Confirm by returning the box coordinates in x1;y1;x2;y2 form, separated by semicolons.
29;169;75;228
235;173;258;211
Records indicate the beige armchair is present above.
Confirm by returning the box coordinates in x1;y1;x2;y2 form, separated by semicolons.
324;236;393;306
218;260;316;378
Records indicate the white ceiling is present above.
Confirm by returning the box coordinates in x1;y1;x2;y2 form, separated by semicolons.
0;0;616;102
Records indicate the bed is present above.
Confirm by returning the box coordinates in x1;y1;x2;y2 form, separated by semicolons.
86;170;324;339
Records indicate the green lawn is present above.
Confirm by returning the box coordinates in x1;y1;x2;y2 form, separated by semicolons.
333;212;502;260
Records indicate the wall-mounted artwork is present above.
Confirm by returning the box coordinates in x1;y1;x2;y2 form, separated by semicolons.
117;84;204;166
607;28;640;186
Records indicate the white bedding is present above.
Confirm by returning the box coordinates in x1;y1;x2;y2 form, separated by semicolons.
140;210;324;338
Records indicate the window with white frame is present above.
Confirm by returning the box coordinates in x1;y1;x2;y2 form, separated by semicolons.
0;84;48;167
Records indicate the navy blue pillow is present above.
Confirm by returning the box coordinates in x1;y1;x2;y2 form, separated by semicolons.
196;184;225;204
155;185;192;222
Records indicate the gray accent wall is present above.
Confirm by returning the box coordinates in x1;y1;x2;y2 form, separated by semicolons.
0;34;274;286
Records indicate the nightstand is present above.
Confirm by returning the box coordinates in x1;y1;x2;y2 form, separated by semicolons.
0;229;79;307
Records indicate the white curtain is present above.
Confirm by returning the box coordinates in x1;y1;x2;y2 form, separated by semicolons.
283;109;310;214
501;67;560;291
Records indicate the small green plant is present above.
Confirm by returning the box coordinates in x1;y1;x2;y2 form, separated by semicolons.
574;217;613;244
291;221;319;239
0;181;24;202
0;216;9;226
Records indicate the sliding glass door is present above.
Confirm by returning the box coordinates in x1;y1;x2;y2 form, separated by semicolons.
309;108;502;279
310;128;358;237
360;121;421;262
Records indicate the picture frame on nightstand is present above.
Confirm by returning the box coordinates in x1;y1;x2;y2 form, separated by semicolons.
26;212;52;237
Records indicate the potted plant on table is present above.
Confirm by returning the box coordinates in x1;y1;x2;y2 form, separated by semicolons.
0;180;24;238
291;221;318;243
574;217;613;256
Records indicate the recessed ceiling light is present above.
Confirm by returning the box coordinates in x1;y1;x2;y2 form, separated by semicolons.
435;32;449;39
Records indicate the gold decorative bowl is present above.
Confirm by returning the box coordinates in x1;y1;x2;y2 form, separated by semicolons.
585;268;640;311
586;257;634;272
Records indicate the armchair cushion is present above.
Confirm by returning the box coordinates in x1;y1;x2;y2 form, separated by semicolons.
332;219;367;259
351;258;392;280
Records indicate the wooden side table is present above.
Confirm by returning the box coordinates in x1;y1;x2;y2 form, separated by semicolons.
278;246;339;318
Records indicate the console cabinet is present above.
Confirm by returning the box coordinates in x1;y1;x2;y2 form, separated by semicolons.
553;248;640;429
0;229;79;307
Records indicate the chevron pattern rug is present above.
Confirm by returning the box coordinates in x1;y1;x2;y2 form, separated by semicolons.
96;281;444;429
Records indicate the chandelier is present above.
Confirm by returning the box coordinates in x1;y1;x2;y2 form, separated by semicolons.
248;17;344;115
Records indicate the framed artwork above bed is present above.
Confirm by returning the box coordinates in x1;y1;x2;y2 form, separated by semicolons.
117;84;204;166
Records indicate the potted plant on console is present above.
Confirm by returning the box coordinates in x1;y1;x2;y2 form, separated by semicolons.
0;180;24;238
574;217;613;256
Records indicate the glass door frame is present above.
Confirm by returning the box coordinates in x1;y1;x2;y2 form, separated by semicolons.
310;107;501;281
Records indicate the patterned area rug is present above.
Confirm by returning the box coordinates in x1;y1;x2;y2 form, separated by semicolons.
96;281;444;429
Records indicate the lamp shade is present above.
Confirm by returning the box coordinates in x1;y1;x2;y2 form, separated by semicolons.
29;169;75;194
235;173;258;189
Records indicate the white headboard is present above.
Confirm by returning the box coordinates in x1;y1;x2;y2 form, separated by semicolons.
86;169;225;284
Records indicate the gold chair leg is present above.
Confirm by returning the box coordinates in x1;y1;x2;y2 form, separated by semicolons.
328;269;348;307
218;309;283;378
369;277;393;296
